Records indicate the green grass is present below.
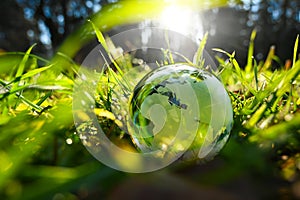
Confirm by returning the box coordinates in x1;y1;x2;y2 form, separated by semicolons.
0;28;299;199
0;1;300;199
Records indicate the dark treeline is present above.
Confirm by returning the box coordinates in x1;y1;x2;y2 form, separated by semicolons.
0;0;299;65
0;0;111;57
203;0;300;65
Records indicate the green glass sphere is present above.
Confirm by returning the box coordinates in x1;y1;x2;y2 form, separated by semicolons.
128;64;233;161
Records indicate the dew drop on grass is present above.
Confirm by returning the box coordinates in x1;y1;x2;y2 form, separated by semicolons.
66;138;73;145
127;64;233;161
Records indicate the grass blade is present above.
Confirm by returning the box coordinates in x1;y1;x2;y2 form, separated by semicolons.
89;19;124;76
245;29;256;73
21;64;53;80
16;44;37;77
194;32;208;68
292;34;299;68
88;20;109;53
164;30;174;64
261;45;275;71
213;48;243;78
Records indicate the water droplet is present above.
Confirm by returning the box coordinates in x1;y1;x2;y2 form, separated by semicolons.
66;138;73;145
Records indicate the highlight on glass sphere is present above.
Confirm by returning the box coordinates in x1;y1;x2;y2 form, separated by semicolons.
73;27;233;173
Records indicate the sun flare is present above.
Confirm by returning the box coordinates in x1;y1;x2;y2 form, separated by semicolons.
159;5;204;40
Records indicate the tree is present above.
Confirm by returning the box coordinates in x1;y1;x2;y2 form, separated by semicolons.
202;0;300;65
0;0;36;52
1;0;112;57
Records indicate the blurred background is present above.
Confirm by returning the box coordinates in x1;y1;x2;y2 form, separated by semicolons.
1;0;300;64
1;0;300;199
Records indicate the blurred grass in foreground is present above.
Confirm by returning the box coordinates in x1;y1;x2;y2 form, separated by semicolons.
0;33;299;200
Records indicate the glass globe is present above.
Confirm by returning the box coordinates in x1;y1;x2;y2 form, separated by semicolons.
128;64;233;161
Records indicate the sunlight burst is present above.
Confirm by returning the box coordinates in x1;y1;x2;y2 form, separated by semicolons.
159;5;204;40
